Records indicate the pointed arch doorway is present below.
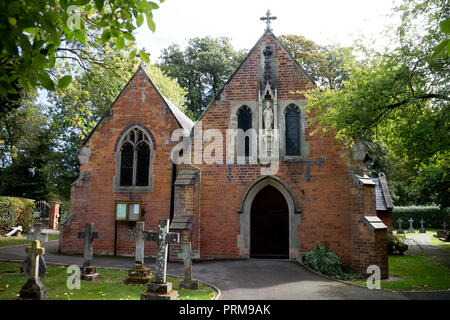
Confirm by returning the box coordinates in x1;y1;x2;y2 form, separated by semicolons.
250;185;289;258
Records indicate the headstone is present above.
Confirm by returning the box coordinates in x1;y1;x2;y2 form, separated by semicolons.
140;219;180;300
77;222;101;281
443;221;447;232
22;223;47;277
419;219;426;233
124;221;153;285
19;240;47;300
177;242;199;290
396;218;404;234
407;218;415;233
4;226;22;237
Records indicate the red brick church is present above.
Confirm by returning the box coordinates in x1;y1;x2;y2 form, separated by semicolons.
60;14;392;278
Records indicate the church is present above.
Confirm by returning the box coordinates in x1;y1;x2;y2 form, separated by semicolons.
59;12;392;278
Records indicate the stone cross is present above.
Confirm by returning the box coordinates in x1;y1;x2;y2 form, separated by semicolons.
146;219;180;284
27;223;48;242
443;221;447;231
177;242;199;290
397;218;404;234
5;225;22;237
260;10;277;32
19;240;46;299
407;218;415;233
419;219;426;233
128;221;149;266
77;223;100;270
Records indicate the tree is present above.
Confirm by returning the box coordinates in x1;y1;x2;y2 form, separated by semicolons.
0;0;163;114
305;0;449;208
279;35;354;89
158;36;247;119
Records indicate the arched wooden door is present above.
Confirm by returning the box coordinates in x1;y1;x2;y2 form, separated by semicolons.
250;185;289;258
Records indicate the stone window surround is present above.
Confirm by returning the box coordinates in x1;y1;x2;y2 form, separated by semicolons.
228;99;309;162
229;101;259;163
113;123;156;192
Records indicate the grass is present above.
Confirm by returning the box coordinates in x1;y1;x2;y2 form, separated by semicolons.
0;262;216;300
429;236;450;252
0;235;59;248
349;255;450;291
393;228;437;235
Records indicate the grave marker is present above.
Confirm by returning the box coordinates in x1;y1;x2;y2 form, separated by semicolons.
396;218;404;234
177;242;199;290
124;221;153;285
21;223;47;278
77;222;101;281
4;226;22;237
19;240;47;300
419;219;426;233
407;218;415;233
141;219;180;300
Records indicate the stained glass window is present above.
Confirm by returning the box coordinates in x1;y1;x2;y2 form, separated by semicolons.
285;106;301;156
237;106;252;157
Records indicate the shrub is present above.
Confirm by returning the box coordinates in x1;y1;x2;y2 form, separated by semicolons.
387;234;408;255
58;200;70;226
304;242;346;279
0;197;36;234
392;206;449;229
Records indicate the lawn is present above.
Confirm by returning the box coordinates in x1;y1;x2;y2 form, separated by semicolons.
429;236;450;252
0;235;59;248
349;255;450;291
0;262;217;300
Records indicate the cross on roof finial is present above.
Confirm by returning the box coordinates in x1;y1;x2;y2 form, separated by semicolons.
260;10;277;32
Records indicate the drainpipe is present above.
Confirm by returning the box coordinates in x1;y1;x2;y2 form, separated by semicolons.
190;163;201;258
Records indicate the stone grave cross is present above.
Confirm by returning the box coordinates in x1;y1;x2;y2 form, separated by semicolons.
77;223;100;272
19;240;47;299
124;221;153;285
177;242;199;289
397;218;404;234
27;223;48;242
419;219;426;233
407;218;415;233
443;221;447;232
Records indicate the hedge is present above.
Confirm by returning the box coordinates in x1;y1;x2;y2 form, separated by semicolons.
0;197;35;235
392;206;449;229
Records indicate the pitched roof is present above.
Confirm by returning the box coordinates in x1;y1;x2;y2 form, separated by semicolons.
196;30;316;123
371;173;394;211
81;63;193;147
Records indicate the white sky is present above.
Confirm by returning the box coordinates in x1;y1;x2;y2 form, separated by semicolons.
135;0;402;62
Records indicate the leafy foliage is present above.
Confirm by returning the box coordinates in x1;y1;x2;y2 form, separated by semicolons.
158;36;247;119
387;234;409;255
0;0;164;111
392;206;449;228
0;196;35;234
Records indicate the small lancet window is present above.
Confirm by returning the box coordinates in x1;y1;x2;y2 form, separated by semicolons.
237;106;252;157
285;105;301;156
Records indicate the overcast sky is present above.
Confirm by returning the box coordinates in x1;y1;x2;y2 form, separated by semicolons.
135;0;402;62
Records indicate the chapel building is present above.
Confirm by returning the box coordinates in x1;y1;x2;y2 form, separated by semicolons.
59;15;391;278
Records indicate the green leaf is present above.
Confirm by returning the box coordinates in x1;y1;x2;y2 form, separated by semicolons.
139;50;150;63
146;13;155;32
116;36;125;50
73;29;87;43
440;19;450;35
123;32;135;41
129;49;137;61
38;71;55;91
431;39;448;59
136;14;144;27
58;75;72;89
446;40;450;56
101;29;111;43
94;0;104;11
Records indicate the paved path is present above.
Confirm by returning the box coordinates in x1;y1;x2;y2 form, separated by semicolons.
0;241;448;300
405;233;450;268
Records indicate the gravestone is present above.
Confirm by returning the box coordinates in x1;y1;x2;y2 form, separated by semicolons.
4;226;22;237
124;221;153;285
21;223;47;278
419;219;426;233
396;218;404;234
407;218;415;233
77;222;101;281
141;219;180;300
177;242;199;290
19;240;47;300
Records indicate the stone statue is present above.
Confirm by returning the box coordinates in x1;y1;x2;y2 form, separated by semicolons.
263;101;273;130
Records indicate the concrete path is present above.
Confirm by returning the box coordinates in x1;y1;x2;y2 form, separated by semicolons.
405;233;450;268
0;241;448;300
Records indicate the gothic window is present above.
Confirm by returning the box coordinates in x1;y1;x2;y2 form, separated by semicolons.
237;106;252;157
285;105;301;156
118;127;152;187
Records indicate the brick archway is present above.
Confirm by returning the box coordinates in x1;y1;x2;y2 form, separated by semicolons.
237;176;301;260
